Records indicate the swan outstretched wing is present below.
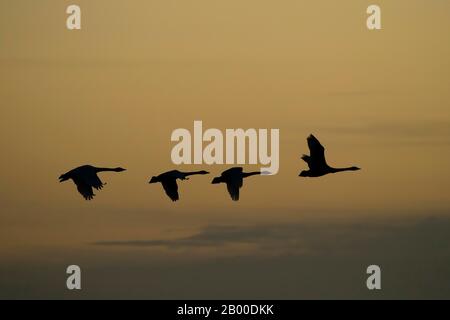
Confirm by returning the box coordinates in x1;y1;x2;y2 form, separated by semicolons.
307;134;327;168
226;180;240;201
73;177;95;200
301;154;311;168
225;174;243;201
161;179;179;201
85;172;104;190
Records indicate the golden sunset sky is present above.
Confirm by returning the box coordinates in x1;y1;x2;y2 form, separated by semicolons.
1;0;450;298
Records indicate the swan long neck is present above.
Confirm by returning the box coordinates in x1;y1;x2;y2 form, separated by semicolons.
95;167;117;172
330;167;355;173
184;171;206;176
242;171;260;178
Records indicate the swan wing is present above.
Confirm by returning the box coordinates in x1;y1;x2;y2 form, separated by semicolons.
307;134;327;168
161;179;179;201
85;172;105;190
225;175;242;201
226;181;239;201
73;177;95;200
301;154;311;168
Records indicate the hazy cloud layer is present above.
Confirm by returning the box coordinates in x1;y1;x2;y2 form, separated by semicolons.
93;215;450;259
321;121;450;144
3;215;449;299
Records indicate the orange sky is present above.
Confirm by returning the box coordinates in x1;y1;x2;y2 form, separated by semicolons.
1;0;450;298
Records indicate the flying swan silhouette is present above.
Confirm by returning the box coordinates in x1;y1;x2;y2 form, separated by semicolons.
299;134;360;177
211;167;265;201
59;165;126;200
149;170;210;201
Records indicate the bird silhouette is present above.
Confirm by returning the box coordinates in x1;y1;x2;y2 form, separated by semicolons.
149;170;210;201
211;167;263;201
59;165;126;200
299;134;360;177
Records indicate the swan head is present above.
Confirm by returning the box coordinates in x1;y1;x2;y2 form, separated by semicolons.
211;177;222;184
198;170;210;175
349;166;361;171
114;167;126;172
149;176;159;183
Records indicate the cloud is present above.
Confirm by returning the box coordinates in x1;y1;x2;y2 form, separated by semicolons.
93;215;450;259
320;120;450;144
94;225;278;248
4;214;450;299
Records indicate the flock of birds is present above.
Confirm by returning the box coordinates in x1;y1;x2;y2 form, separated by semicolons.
59;134;361;201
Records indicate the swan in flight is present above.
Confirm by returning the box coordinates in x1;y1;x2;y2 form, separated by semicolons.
299;134;360;177
211;167;263;201
59;165;126;200
149;170;210;201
